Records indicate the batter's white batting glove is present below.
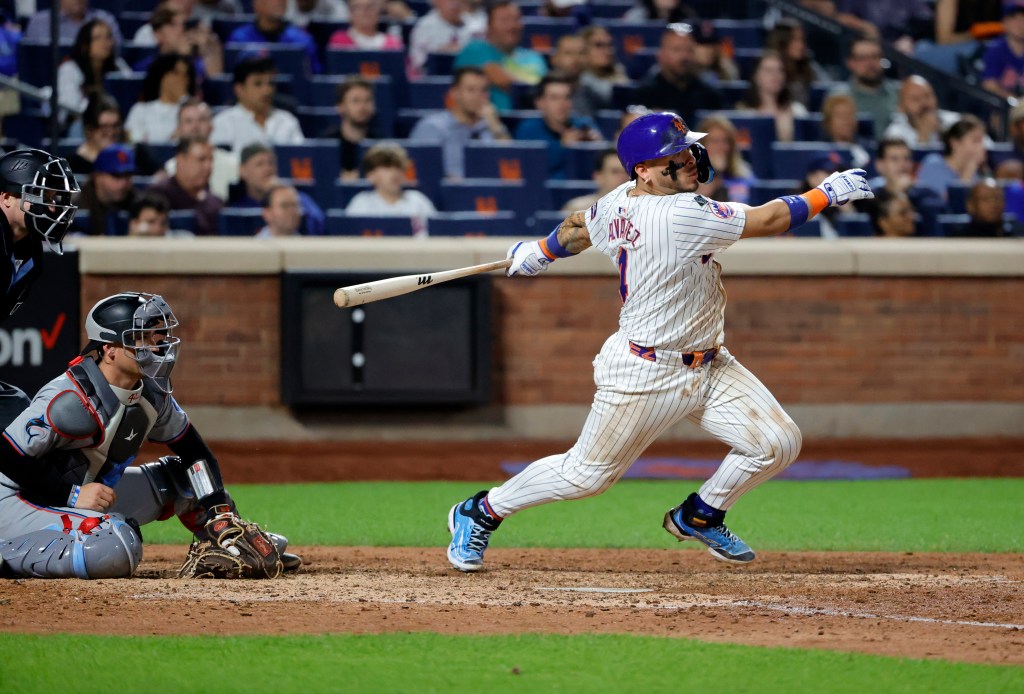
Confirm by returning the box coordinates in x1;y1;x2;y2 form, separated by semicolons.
506;240;552;277
816;169;874;206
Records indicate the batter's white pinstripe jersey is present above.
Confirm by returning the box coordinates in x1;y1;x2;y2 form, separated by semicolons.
586;181;746;352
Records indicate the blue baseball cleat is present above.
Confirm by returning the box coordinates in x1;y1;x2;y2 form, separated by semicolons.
663;494;756;564
447;490;501;572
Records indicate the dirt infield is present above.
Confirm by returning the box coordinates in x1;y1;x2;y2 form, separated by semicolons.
2;547;1022;665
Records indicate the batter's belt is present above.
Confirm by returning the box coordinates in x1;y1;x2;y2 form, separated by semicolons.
628;340;719;368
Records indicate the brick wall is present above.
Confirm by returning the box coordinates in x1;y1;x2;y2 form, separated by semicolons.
82;273;1023;406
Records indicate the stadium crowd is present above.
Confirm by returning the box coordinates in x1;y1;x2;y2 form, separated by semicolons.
0;0;1022;239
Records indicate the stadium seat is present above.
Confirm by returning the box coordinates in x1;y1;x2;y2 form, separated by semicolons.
3;114;48;146
748;179;801;206
733;48;763;81
425;51;457;76
325;49;407;96
211;15;255;44
359;139;443;203
563;142;613;180
440;179;535;214
770;142;855;180
408;77;453;110
596;109;622;139
521;16;577;53
936;213;968;236
296;106;339;138
696;110;776;179
713;19;764;50
610;82;639;110
395;108;439;138
625;48;658;81
545;180;597;210
167;210;199;235
911;145;943;163
807;83;832;112
792;114;875;142
946;183;969;215
17;40;72;88
590;1;635;18
275;141;339;201
325;211;418;237
782;219;822;238
218;208;264;236
835;213;875;237
498;109;542;134
331;180;375;208
598;20;665;58
988;142;1018;170
463;142;549;195
429;211;520;236
225;43;311;81
203;74;293;108
716;80;750;108
104;73;145;115
528;210;565;230
119;42;152;69
305;19;347;53
117;12;151;39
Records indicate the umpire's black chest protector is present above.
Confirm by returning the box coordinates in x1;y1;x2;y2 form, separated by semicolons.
0;211;43;321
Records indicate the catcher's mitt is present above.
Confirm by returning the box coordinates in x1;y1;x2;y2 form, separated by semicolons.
177;509;283;579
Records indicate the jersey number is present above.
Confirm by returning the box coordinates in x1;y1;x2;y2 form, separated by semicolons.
617;248;629;303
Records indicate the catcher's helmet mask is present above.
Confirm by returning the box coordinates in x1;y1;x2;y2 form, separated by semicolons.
83;292;181;393
617;112;710;182
0;149;80;253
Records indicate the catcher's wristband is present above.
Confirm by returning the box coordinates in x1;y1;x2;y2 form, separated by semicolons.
778;189;830;230
67;484;81;508
539;226;575;259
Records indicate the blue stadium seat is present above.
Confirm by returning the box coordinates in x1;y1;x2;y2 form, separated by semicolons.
3;114;48;146
296;107;339;138
521;16;578;53
325;212;418;237
119;41;152;69
782;219;822;238
305;20;347;53
117;13;152;39
836;213;875;237
167;210;198;235
425;51;457;76
911;145;943;163
733;48;763;81
563;142;612;180
792;114;875;142
275;140;339;201
946;183;969;215
218;208;264;236
597;20;665;59
407;77;453;110
716;80;750;109
17;40;72;88
988;142;1018;170
696;110;776;179
69;210;90;235
331;180;374;208
770;142;854;180
936;213;968;236
545;180;597;210
590;1;635;18
104;73;145;115
54;138;81;163
748;179;800;206
203;74;293;108
359;139;443;203
225;43;311;80
713;19;764;50
463;142;549;195
611;82;639;110
325;49;407;99
807;83;832;112
301;75;395;137
440;179;533;214
429;211;520;236
528;210;565;230
625;48;657;81
596;109;622;139
498;109;542;134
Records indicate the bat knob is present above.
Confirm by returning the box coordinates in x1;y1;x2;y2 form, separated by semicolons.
333;288;350;308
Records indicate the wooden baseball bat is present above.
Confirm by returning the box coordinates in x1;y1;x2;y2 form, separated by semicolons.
333;258;512;308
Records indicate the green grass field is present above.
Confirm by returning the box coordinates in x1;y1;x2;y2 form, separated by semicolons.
2;479;1022;692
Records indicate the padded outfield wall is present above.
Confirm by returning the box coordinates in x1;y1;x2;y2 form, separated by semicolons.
69;237;1024;441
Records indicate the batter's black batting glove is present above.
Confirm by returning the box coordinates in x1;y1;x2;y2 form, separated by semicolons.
690;142;714;184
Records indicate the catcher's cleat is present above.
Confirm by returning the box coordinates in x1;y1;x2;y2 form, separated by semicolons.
663;493;755;564
447;490;500;572
267;532;302;573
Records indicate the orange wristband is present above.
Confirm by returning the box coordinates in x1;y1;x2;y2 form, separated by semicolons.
800;188;830;219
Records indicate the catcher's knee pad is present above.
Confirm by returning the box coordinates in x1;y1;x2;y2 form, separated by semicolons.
0;514;143;579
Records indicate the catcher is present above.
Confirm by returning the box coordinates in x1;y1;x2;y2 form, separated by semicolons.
0;291;300;579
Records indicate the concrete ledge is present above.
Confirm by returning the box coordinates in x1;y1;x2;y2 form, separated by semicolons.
187;402;1024;441
71;237;282;274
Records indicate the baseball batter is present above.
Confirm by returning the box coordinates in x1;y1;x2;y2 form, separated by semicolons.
0;292;299;578
448;111;873;571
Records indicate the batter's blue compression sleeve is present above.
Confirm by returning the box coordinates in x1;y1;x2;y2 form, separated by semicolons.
777;189;830;231
539;226;575;259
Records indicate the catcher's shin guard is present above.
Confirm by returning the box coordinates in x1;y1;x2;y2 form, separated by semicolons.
0;514;142;579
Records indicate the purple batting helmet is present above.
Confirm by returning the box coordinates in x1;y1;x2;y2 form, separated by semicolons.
617;112;707;180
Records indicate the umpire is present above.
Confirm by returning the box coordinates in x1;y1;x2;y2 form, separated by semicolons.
0;148;80;427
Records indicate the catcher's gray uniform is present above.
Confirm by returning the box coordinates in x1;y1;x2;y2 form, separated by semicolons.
0;357;215;578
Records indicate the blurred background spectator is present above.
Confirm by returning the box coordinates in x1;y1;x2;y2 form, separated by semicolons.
285;0;349;28
320;76;378;180
127;191;195;237
914;0;1003;75
883;76;961;147
66;95;122;175
916;115;989;202
834;0;934;54
958;178;1022;236
58;19;131;130
765;17;830;108
691;20;739;86
25;0;122;45
229;0;321;74
737;51;807;143
634;24;721;125
125;54;198;143
194;0;243;23
623;0;695;22
865;137;943;223
981;0;1024;98
514;75;602;180
819;93;870;168
695;115;755;204
346;142;436;237
226;143;325;235
575;26;628;119
408;66;510;179
256;183;304;238
210;56;305;151
869;189;918;237
454;0;547;110
561;147;628;211
795;153;857;238
408;0;484;79
329;0;403;50
76;143;136;236
165;99;239;199
133;3;223;79
147;136;222;235
829;36;897;138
